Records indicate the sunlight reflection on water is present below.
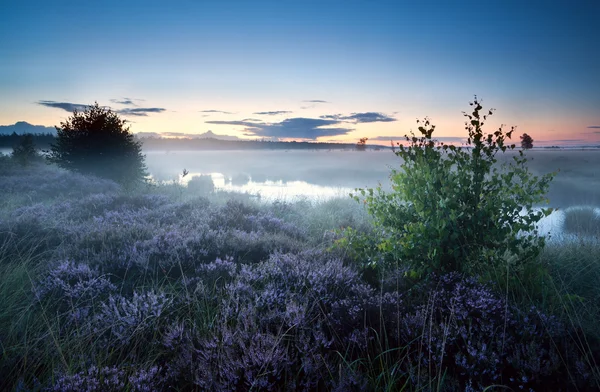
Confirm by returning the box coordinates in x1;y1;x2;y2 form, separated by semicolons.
184;172;355;202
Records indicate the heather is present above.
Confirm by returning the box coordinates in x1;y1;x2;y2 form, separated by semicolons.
1;159;600;391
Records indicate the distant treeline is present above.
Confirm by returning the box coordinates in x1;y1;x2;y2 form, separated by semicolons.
138;137;384;151
0;133;55;149
0;133;388;151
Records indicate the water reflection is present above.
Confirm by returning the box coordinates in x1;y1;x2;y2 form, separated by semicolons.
182;172;354;201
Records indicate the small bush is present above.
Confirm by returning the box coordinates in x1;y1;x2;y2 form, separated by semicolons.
562;206;600;236
187;174;215;194
46;102;148;186
347;97;555;277
11;134;39;166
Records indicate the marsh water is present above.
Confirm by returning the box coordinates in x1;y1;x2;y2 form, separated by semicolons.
145;149;600;203
144;149;600;239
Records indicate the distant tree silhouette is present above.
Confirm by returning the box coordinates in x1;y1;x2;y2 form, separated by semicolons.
47;103;148;185
11;134;38;166
520;133;534;149
356;137;368;151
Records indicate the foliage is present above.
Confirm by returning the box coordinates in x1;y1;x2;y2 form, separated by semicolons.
348;97;555;276
11;134;39;166
46;102;148;185
356;137;368;151
0;132;55;149
520;133;534;149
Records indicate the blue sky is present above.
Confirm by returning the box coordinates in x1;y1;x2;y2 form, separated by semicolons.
1;0;598;144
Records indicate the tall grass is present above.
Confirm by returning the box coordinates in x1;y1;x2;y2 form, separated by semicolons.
562;206;600;237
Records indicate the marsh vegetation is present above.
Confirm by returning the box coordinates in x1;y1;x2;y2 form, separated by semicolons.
1;101;599;391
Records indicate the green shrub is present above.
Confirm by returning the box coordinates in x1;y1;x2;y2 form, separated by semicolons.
346;97;555;277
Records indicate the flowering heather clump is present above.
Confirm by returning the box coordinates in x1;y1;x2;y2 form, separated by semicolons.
48;365;165;392
64;193;172;222
0;166;121;203
0;204;67;257
389;273;590;391
198;251;375;389
209;199;260;231
47;366;125;392
224;229;304;263
95;290;171;347
195;326;293;391
127;227;213;274
194;256;237;288
247;212;308;239
34;260;115;304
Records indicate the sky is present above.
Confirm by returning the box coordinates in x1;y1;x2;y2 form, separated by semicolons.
1;0;599;145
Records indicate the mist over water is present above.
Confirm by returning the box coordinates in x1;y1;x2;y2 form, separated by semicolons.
145;149;600;207
145;150;399;200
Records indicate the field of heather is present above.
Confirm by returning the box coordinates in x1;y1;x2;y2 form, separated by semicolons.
1;151;599;391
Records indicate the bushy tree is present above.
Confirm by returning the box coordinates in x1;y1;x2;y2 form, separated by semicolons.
346;97;555;277
11;134;39;166
520;133;534;149
47;103;148;185
356;137;368;151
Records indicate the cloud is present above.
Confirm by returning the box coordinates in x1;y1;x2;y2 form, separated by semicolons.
205;120;260;127
303;100;329;103
200;109;235;114
206;117;352;140
587;126;600;129
253;111;292;115
117;107;166;117
110;98;135;105
320;112;396;123
37;100;89;113
300;100;329;109
241;118;263;122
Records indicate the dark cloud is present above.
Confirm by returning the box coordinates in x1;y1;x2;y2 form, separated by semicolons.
200;109;234;114
110;98;135;105
303;100;329;103
205;120;261;127
206;117;352;140
320;112;396;123
37;100;89;113
253;111;292;115
117;107;166;117
241;118;263;122
587;126;600;129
